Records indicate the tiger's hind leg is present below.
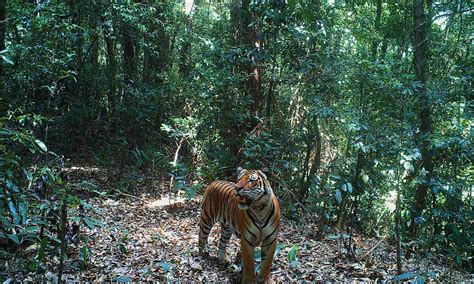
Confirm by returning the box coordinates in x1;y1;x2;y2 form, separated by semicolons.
198;215;214;257
218;223;232;264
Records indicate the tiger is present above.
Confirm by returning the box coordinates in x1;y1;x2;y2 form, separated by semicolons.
198;167;280;284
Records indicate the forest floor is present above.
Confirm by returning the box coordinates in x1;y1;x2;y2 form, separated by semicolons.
21;163;473;283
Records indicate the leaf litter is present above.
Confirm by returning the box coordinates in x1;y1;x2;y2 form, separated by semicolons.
53;194;470;282
10;162;472;282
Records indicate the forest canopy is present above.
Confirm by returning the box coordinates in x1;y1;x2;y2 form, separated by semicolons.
0;0;472;282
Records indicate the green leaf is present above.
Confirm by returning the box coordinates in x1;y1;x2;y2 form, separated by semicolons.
119;243;129;255
80;245;90;263
19;202;27;224
8;201;19;225
184;185;198;199
7;233;19;244
174;181;185;191
6;180;19;193
403;161;414;172
287;244;299;264
288;0;296;9
335;188;342;203
414;276;425;284
393;272;417;281
38;237;48;261
24;225;39;233
326;234;341;240
24;170;33;183
114;276;132;282
160;124;173;133
301;9;313;22
49;235;61;244
158;262;171;273
342;182;352;193
34;139;48;152
0;216;12;227
30;219;49;226
253;250;261;261
0;129;12;137
274;243;285;257
82;217;96;229
0;55;13;65
362;174;369;184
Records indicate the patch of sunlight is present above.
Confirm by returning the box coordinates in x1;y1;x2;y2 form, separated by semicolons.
146;195;189;208
184;0;195;15
103;198;120;206
384;190;397;212
67;166;101;172
434;13;449;30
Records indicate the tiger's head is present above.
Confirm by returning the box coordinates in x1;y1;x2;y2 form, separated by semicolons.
234;167;273;210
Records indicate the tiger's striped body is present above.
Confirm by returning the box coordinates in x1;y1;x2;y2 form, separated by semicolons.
198;168;280;284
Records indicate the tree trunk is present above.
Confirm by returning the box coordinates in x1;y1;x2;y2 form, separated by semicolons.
380;35;388;61
73;8;83;71
298;121;314;203
230;0;241;43
410;0;433;237
185;0;199;15
227;0;262;170
122;23;137;85
242;0;261;123
57;196;68;283
395;178;402;274
0;0;6;99
64;2;83;112
0;0;5;75
371;0;382;61
89;5;100;99
104;26;117;124
298;117;322;204
309;118;322;179
143;1;169;84
179;19;192;75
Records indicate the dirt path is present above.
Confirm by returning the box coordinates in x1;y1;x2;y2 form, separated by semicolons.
59;194;471;282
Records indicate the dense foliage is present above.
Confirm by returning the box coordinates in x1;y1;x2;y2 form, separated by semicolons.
0;0;472;280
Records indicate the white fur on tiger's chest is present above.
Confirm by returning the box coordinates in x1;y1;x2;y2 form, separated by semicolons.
261;224;275;238
242;227;262;246
241;207;274;246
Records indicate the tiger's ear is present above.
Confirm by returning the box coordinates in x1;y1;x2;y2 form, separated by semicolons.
258;168;270;180
236;167;245;179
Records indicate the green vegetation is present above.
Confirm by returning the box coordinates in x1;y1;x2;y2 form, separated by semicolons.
0;0;472;281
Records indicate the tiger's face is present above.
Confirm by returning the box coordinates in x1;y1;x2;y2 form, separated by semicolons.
234;167;273;210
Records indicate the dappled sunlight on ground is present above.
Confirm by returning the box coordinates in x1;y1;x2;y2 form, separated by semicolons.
32;162;469;282
51;194;472;282
145;196;192;209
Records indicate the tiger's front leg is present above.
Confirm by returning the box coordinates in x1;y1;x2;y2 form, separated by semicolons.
258;237;278;284
240;238;257;284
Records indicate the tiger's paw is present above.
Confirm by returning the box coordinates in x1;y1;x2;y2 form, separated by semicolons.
199;251;209;257
242;272;257;284
260;278;274;284
241;277;257;284
257;274;273;284
198;246;210;258
219;256;231;264
218;251;231;264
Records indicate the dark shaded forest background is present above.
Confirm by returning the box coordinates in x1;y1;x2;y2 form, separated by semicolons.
0;0;472;281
